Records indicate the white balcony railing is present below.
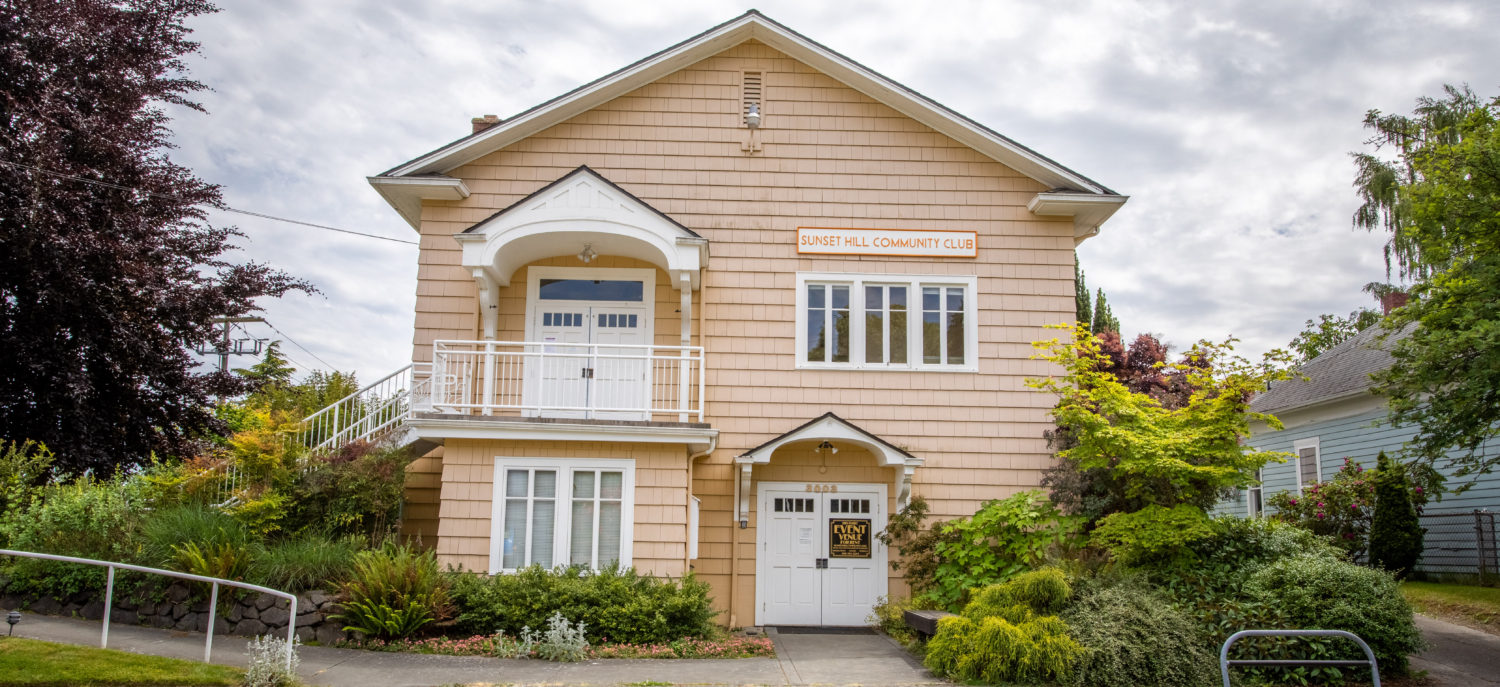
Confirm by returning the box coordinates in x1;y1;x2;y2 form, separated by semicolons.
420;340;704;422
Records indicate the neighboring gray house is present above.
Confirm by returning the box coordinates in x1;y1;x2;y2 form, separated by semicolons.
1218;325;1499;576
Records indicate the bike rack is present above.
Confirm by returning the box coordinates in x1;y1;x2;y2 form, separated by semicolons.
1220;629;1380;687
0;549;297;671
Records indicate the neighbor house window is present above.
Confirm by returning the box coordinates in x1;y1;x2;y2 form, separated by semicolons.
1247;467;1264;518
797;273;977;371
1293;437;1320;494
491;458;634;573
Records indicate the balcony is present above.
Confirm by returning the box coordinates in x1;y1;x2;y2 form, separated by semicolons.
416;340;705;424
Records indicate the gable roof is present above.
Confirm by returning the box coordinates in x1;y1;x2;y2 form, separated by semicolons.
460;165;699;238
1252;323;1414;415
375;11;1117;198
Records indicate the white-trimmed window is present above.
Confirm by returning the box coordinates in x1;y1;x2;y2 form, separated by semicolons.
1294;437;1321;494
796;273;978;371
1247;467;1264;518
490;458;634;573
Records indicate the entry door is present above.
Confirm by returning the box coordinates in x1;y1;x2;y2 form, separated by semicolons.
758;483;887;626
529;304;648;419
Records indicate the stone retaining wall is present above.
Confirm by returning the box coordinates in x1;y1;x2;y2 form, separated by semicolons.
2;582;350;645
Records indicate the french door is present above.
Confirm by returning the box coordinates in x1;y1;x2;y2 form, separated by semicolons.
757;483;887;626
528;303;648;419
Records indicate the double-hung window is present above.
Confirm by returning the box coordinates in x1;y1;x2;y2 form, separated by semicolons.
490;458;634;573
798;273;977;371
1293;437;1321;494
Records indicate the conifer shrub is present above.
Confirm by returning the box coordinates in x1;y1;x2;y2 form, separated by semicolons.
924;568;1082;684
1368;452;1425;578
1060;580;1217;687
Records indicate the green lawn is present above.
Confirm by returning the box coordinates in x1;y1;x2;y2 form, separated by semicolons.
0;637;244;686
1403;580;1500;634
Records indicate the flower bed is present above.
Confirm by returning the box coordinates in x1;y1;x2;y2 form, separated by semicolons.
339;633;774;659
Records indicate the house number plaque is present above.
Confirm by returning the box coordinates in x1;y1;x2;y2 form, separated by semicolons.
829;518;872;558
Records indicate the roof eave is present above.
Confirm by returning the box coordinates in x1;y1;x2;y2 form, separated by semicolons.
1027;192;1129;244
367;176;471;231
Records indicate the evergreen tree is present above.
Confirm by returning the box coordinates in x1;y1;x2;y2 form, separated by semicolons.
1090;288;1120;334
1368;452;1425;578
234;341;297;389
0;1;310;475
1075;254;1093;327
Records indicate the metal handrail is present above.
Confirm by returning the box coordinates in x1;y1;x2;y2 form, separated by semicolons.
0;549;297;671
1220;629;1380;687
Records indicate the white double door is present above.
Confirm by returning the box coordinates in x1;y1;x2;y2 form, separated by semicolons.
757;483;887;627
529;302;648;419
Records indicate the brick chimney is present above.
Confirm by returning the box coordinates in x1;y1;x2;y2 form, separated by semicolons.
1380;291;1409;315
471;114;501;134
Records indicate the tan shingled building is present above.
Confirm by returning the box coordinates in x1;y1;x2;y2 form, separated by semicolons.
364;11;1125;628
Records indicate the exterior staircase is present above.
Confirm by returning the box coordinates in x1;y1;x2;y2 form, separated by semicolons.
296;362;434;456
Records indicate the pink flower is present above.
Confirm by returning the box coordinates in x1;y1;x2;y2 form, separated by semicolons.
1416;486;1423;493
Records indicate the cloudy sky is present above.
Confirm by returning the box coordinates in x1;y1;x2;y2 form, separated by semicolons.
166;0;1500;382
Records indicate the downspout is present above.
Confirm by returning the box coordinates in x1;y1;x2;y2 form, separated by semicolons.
686;434;717;573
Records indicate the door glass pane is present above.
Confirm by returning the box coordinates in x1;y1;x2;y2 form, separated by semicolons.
599;502;622;567
600;471;623;499
503;499;527;569
570;500;595;565
538;279;644;302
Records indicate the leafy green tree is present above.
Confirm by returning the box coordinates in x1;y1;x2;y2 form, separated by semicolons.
1029;324;1292;560
1352;85;1500;479
1368;452;1424;578
1075;254;1093;328
1287;308;1381;363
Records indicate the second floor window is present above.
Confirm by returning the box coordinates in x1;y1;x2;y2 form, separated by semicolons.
798;273;977;371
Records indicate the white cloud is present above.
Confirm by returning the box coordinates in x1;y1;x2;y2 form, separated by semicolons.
169;0;1500;381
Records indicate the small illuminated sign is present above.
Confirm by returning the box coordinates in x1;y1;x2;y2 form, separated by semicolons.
829;518;872;558
797;227;978;258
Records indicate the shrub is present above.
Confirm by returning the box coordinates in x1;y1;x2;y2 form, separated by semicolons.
875;496;958;602
249;533;361;592
925;567;1083;684
1060;580;1217;687
138;503;254;569
0;440;54;525
334;542;453;640
1091;504;1215;564
928;491;1081;611
1245;553;1424;674
244;634;300;687
925;614;1082;684
450;565;716;645
535;612;589;662
0;479;139;599
172;541;253;582
285;442;407;542
1268;457;1377;559
869;596;921;646
1369;451;1425;578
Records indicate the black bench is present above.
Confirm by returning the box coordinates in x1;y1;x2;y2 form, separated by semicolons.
903;609;957;638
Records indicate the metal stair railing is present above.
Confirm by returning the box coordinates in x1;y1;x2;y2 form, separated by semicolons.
298;363;424;452
1220;629;1381;687
0;549;297;670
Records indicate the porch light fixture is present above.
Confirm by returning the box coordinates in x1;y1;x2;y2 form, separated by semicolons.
576;243;597;264
745;102;761;129
816;440;837;474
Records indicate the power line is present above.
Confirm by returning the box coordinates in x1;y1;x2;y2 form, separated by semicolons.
0;159;419;246
260;320;338;372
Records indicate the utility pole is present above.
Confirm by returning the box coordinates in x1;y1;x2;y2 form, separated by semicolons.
203;316;266;402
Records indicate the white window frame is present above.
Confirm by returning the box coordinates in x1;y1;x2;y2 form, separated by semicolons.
1293;437;1321;494
489;457;635;574
794;272;979;372
1246;466;1264;518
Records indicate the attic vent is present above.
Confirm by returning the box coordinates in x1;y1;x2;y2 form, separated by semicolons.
742;71;763;126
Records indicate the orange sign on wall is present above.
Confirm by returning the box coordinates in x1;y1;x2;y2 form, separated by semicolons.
797;227;978;258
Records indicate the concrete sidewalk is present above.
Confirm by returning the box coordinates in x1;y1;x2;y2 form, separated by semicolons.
1411;614;1500;687
10;612;942;686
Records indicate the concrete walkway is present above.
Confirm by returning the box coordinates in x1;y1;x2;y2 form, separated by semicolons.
1411;614;1500;687
10;612;942;686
